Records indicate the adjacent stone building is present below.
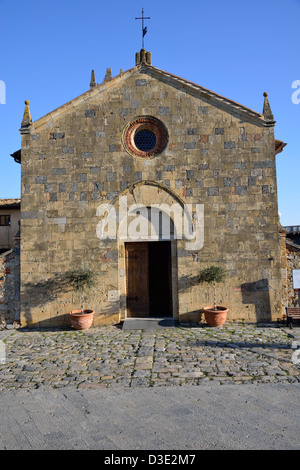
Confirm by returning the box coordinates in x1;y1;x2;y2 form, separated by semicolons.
0;199;20;254
13;49;287;327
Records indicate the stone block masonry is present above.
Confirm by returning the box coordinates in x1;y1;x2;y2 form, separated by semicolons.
0;246;20;327
18;65;283;328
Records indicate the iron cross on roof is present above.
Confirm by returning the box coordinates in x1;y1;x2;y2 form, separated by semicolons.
135;8;150;49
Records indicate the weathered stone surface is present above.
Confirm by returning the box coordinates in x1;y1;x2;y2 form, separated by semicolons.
135;79;147;86
50;132;65;139
62;146;74;154
19;64;283;327
184;142;195;150
158;106;170;115
85;109;96;117
207;187;219;196
224;141;236;149
51;168;66;175
35;176;47;184
0;323;298;390
198;106;208;114
215;128;224;135
0;246;20;327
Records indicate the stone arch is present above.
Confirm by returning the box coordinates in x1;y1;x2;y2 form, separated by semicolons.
110;180;195;238
96;180;195;241
113;180;183;320
95;180;202;320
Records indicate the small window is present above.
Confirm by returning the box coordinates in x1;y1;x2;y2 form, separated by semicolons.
0;215;10;226
123;116;168;158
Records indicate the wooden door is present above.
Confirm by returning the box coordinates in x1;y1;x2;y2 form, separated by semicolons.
125;242;149;317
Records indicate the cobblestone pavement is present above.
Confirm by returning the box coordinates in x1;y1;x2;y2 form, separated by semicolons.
0;322;299;391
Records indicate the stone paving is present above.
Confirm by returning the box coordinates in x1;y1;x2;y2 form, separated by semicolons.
0;322;299;391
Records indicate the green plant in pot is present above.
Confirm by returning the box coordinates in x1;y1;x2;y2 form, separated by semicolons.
198;265;228;327
66;268;96;330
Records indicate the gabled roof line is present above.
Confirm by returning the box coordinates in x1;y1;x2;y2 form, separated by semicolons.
139;64;272;126
24;63;274;132
28;67;136;131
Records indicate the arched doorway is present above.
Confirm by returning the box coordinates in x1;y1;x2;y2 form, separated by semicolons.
122;204;175;318
115;181;190;320
123;203;176;318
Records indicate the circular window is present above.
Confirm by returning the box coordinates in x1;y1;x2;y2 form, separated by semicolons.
123;116;168;158
134;129;157;151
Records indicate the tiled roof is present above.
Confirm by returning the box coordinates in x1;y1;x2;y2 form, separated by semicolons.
0;199;21;208
275;140;287;155
11;149;21;163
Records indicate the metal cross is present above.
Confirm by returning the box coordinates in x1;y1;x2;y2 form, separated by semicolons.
135;8;150;49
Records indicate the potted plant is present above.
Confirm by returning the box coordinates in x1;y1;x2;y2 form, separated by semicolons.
66;268;96;330
198;265;228;327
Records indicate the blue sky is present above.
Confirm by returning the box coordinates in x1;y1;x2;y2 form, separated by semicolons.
0;0;299;226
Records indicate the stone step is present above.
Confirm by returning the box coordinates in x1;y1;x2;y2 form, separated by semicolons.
122;317;175;330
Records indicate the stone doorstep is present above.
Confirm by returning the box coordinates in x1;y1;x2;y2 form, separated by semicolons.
135;355;153;363
135;356;153;369
122;317;175;330
135;364;153;370
173;371;204;378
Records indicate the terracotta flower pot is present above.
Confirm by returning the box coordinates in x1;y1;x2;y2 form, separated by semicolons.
69;310;95;330
203;306;228;327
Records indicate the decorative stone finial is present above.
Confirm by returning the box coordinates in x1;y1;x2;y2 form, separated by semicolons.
21;100;32;128
135;48;152;66
263;91;274;122
146;51;152;65
90;69;96;88
104;68;113;81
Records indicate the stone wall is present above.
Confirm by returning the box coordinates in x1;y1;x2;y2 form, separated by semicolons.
19;65;283;327
0;244;20;327
0;207;20;251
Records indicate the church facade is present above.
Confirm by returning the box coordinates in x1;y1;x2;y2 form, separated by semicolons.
16;49;286;327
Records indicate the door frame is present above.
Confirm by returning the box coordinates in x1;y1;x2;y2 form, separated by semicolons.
125;241;173;318
125;241;149;318
119;239;178;320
